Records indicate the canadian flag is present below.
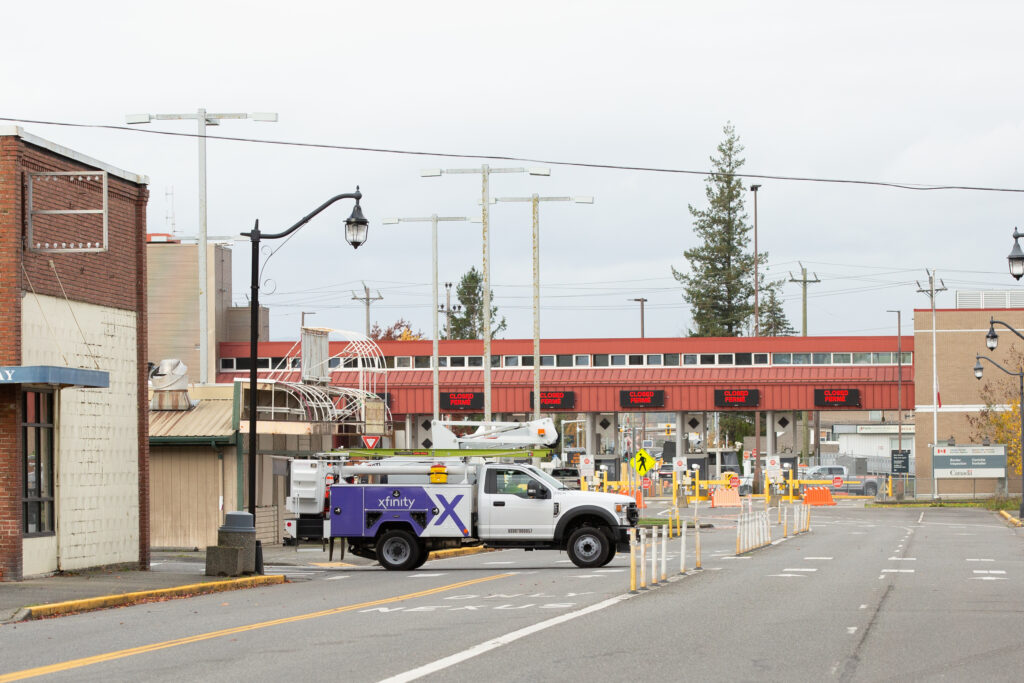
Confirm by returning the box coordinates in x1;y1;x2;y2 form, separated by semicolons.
936;380;942;409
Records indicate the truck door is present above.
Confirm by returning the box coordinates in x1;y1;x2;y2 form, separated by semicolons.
478;466;555;540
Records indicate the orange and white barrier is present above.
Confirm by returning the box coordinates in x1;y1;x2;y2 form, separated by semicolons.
711;486;742;508
802;486;837;506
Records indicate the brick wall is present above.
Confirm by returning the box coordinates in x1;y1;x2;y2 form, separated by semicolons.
0;133;149;579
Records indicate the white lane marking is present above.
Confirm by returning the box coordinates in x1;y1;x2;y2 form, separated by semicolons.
973;570;1007;575
972;576;1007;581
847;627;858;635
297;548;325;553
380;592;636;682
804;557;833;561
918;511;925;523
849;532;867;535
484;562;515;565
722;556;751;560
768;574;807;578
409;573;445;578
573;575;603;579
783;568;818;573
967;558;995;562
595;569;624;573
859;604;867;609
556;560;573;564
888;557;916;561
324;575;349;581
882;569;915;573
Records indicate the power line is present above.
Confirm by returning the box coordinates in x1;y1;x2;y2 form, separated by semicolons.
4;115;1024;194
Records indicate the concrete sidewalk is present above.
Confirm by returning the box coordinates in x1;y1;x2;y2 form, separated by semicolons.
0;542;495;624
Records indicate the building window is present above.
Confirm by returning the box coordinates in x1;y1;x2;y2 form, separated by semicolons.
628;354;644;366
717;354;734;365
256;357;271;369
812;353;831;364
683;354;698;365
557;354;573;367
593;354;609;367
899;352;912;365
291;357;302;368
699;354;715;365
23;390;55;536
541;355;555;367
468;356;483;367
853;352;872;365
522;356;534;366
574;354;590;366
395;356;412;368
792;353;811;365
503;355;520;367
754;353;769;364
873;352;893;364
270;357;288;370
664;353;680;366
449;356;466;367
611;354;626;366
414;356;431;369
773;353;791;365
832;353;851;364
735;353;752;366
436;357;448;368
647;354;663;366
220;357;235;371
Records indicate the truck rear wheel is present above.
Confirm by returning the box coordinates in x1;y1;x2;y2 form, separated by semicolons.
599;544;617;567
377;529;421;571
567;527;609;568
864;482;878;496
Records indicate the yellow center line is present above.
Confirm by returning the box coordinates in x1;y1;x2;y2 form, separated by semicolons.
0;573;512;682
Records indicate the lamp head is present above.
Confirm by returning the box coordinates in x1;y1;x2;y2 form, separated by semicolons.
1008;228;1024;280
974;356;984;380
750;184;761;192
345;193;369;249
986;322;999;350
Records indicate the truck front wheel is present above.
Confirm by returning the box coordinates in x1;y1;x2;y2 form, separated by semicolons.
377;529;421;570
864;482;878;496
567;527;610;568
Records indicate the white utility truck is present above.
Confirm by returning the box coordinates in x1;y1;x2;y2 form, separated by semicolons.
301;418;639;570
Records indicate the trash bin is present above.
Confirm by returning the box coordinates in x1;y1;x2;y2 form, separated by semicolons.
217;511;256;574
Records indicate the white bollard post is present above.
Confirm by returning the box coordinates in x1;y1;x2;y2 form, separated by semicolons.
661;524;668;581
651;524;659;585
640;528;647;588
680;514;687;574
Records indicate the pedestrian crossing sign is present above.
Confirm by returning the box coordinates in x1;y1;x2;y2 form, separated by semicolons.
631;448;654;476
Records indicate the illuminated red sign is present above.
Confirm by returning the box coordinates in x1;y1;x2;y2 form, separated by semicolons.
530;391;576;410
714;389;760;408
620;390;665;408
441;392;484;410
814;388;860;407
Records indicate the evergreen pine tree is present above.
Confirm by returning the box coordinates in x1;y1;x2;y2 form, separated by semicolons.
758;282;795;336
449;266;507;340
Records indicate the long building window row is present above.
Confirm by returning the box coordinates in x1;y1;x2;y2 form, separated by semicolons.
219;350;913;373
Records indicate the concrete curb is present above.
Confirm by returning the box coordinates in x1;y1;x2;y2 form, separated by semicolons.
18;574;286;621
999;510;1023;527
427;546;494;560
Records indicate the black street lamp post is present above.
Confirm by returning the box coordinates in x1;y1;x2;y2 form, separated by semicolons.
240;189;368;515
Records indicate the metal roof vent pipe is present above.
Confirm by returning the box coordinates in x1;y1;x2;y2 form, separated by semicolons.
150;358;194;411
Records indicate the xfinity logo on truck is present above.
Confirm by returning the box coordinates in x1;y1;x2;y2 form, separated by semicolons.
378;495;415;509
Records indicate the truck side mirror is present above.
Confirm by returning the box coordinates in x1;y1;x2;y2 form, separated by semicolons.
527;481;547;499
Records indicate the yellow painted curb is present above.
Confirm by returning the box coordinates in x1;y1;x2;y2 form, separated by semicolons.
999;510;1023;527
24;574;285;619
428;546;494;560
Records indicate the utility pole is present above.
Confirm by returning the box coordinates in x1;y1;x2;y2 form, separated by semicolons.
887;309;904;490
789;263;821;463
351;282;383;337
917;269;947;499
629;297;648;337
440;282;461;340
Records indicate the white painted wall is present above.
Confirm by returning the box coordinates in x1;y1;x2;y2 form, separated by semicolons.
21;293;139;575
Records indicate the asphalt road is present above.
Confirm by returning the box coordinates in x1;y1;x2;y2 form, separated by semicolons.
1;506;1021;683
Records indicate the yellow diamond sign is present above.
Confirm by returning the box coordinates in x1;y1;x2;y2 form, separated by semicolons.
631;448;655;476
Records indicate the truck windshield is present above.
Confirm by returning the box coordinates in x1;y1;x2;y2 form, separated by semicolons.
526;465;569;490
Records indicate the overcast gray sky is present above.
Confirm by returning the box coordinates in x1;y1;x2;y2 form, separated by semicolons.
5;1;1023;341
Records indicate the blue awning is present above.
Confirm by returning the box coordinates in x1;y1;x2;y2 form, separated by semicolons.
0;366;109;388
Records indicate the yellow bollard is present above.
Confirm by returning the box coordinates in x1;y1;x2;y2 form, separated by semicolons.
603;470;608;493
671;472;678;508
887;474;892;498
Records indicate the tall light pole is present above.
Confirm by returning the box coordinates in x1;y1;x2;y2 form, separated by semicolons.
126;109;278;384
493;195;593;419
422;165;550;421
382;215;473;421
974;351;1024;518
629;298;648;337
749;183;762;493
240;189;368;516
441;282;461;340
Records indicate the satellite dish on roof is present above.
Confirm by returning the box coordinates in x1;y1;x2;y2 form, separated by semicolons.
151;359;189;391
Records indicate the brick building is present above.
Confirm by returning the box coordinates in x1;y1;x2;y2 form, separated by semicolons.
0;127;149;579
